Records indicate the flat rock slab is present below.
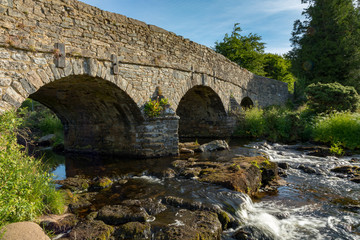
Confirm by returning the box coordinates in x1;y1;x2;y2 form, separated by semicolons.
0;222;50;240
97;205;150;225
67;220;113;240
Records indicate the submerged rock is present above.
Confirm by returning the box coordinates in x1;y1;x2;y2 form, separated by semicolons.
298;165;317;174
56;176;90;192
234;225;276;240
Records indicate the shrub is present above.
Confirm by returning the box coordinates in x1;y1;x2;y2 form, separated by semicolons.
234;106;265;138
0;111;64;227
305;82;359;113
144;97;169;117
312;112;360;150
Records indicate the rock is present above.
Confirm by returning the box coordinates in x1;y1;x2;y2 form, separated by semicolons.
68;192;98;214
181;167;201;178
114;222;151;239
298;165;317;174
179;147;194;154
121;198;167;216
67;220;113;240
350;176;360;183
350;158;360;163
97;205;150;225
331;165;359;174
234;225;275;240
278;162;289;169
198;140;230;152
154;209;222;240
39;213;78;234
37;134;56;147
170;155;278;196
56;176;90;192
273;211;290;220
179;142;200;150
0;222;50;240
162;196;203;211
89;177;113;191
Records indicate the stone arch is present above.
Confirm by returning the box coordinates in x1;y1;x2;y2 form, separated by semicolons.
29;74;144;156
240;96;254;110
176;85;229;138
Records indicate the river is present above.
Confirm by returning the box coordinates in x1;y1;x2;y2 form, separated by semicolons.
50;140;360;240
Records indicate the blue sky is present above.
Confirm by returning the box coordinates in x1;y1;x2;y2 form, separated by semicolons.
80;0;306;54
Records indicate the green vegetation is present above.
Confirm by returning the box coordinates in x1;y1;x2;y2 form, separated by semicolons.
20;99;64;146
234;105;360;152
305;82;359;113
214;23;296;91
312;112;360;150
234;105;312;143
289;0;360;93
144;97;169;117
0;110;64;227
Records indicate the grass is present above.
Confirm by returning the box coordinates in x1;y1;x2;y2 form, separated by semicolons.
234;105;360;151
313;112;360;150
0;110;64;227
19;99;64;145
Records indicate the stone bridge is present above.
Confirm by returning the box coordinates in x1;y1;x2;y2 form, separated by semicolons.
0;0;289;157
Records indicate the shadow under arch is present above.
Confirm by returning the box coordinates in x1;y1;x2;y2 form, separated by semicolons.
240;96;254;110
176;85;229;138
29;75;144;156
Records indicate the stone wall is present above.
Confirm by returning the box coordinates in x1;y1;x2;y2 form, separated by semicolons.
0;0;289;157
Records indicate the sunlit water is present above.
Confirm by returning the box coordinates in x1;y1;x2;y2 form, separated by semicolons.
50;141;360;239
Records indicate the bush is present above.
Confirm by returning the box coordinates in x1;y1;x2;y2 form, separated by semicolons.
234;106;265;138
0;111;64;227
312;112;360;150
305;82;359;113
144;97;169;117
234;105;314;143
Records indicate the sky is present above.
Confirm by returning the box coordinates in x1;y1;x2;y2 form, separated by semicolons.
80;0;306;55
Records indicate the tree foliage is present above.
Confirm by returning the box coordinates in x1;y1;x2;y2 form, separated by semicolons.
214;23;266;76
305;82;359;113
215;24;296;91
290;0;360;92
263;53;296;92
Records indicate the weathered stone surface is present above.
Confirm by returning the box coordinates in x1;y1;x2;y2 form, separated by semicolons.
198;140;230;152
67;220;113;240
114;222;151;240
0;222;50;240
234;225;275;240
171;155;278;196
97;205;150;225
331;165;359;174
154;209;222;240
39;213;78;235
56;176;90;192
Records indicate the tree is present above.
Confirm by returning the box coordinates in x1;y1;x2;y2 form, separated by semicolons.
263;53;296;92
290;0;360;92
214;23;266;76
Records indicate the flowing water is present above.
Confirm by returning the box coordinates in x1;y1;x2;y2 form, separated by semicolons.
50;140;360;240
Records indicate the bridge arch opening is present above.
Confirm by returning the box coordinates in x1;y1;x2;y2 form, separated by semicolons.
240;97;254;110
176;85;227;138
28;75;144;156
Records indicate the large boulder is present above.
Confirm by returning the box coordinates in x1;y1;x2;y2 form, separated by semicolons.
0;222;50;240
39;213;78;235
113;222;151;240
